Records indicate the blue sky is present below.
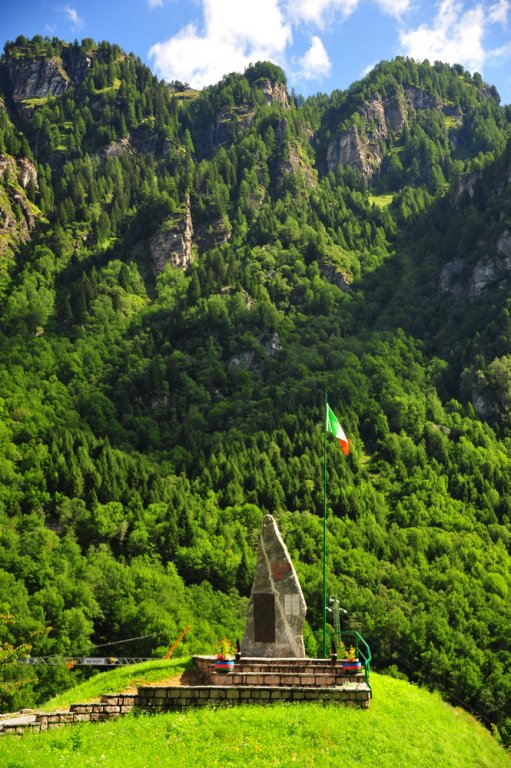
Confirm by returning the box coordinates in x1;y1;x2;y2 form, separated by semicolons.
2;1;511;103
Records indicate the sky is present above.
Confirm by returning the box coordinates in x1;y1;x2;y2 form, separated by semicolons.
2;0;511;104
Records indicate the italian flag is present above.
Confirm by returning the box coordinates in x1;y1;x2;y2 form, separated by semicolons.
326;404;349;456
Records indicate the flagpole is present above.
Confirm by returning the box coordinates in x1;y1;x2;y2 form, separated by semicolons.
322;384;328;658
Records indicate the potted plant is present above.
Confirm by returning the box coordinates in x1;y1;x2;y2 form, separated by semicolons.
341;645;362;672
214;638;236;673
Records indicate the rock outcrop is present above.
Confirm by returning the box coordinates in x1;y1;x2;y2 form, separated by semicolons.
209;79;289;152
440;230;511;298
255;79;290;108
194;217;232;253
17;157;38;189
320;261;352;293
62;46;93;86
101;137;133;160
6;55;70;102
0;154;39;260
326;85;462;182
150;197;194;273
209;107;255;152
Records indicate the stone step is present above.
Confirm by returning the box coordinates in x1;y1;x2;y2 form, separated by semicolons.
213;671;365;687
194;656;366;679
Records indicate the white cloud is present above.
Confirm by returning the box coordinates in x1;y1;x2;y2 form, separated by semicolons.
297;35;332;78
148;0;164;7
149;0;291;88
205;0;291;50
374;0;412;18
488;0;510;26
361;60;378;77
286;0;359;27
62;5;84;31
399;0;487;72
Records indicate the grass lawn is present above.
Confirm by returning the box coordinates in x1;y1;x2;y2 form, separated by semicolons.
42;658;191;710
0;671;509;767
368;193;393;209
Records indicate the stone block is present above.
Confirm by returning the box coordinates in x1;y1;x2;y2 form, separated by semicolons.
243;515;306;658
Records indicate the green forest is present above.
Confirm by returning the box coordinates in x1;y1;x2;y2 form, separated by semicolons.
1;35;511;745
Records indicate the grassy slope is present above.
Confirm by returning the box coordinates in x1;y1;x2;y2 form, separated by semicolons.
0;664;509;767
41;658;191;711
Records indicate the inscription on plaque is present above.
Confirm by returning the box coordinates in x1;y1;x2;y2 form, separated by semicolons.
253;593;276;643
284;594;300;616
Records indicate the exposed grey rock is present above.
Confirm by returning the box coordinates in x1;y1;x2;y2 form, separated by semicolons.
327;96;388;180
255;79;290;108
101;137;133;159
62;47;93;85
130;124;173;156
0;154;37;254
150;197;194;273
326;84;460;183
439;257;466;295
451;170;484;209
242;514;307;658
209;107;255;152
497;230;511;259
265;332;282;357
17;158;38;189
472;389;492;418
6;55;70;102
402;84;439;111
327;125;365;176
194;217;232;253
229;350;257;370
320;262;352;293
440;231;511;298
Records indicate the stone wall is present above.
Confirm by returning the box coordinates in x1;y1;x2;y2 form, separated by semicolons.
134;684;370;711
0;695;136;735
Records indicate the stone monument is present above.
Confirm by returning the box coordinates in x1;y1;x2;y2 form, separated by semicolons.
242;514;307;657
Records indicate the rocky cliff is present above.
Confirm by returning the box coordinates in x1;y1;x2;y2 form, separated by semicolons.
6;54;70;102
440;230;511;298
0;153;38;252
150;196;194;273
326;84;463;182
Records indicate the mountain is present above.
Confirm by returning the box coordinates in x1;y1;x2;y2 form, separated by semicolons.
1;35;511;745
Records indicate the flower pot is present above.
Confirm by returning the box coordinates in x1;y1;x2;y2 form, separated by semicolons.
215;659;235;673
342;658;362;672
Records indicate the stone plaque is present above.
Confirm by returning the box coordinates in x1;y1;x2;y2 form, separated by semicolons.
284;594;300;617
253;593;276;643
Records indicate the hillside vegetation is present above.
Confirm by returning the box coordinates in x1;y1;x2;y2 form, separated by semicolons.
1;34;511;747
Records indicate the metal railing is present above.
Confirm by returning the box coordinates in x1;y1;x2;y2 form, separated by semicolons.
329;629;372;696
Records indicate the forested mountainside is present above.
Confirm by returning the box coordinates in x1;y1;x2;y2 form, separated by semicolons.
1;34;511;741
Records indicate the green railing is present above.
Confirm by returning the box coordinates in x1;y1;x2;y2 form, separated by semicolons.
328;628;372;697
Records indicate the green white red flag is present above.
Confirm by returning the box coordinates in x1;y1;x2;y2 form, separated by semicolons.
326;404;349;456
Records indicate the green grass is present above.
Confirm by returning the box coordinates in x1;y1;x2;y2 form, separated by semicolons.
20;96;51;107
172;89;200;101
93;78;122;95
41;658;190;711
368;193;393;209
1;671;509;767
